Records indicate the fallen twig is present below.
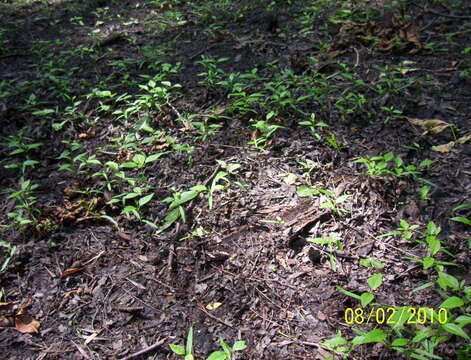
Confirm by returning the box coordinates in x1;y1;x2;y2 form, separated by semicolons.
120;338;166;360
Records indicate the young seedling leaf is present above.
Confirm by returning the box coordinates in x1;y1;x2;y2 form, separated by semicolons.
441;323;470;340
336;286;361;300
206;351;227;360
169;344;185;355
360;292;374;307
232;340;247;351
351;329;387;345
440;296;464;309
367;273;382;290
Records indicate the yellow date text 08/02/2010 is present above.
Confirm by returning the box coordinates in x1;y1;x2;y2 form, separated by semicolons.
343;307;448;325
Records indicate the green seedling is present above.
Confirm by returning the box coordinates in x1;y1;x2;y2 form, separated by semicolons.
299;113;329;140
120;152;170;169
108;186;154;221
196;56;229;89
356;152;433;179
450;203;471;226
208;160;244;210
191;118;223;141
6;178;40;232
0;240;17;273
309;234;343;272
248;113;284;150
3;130;42;176
419;185;431;201
298;160;319;177
170;327;247;360
159;185;207;232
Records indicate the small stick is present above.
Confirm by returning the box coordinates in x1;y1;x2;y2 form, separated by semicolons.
199;306;234;329
120;338;166;360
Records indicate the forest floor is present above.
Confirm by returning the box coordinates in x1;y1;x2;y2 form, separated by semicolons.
0;0;470;359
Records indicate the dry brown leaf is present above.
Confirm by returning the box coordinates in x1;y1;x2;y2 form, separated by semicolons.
60;266;87;278
206;302;222;311
117;231;132;241
84;328;105;345
432;133;471;152
15;313;40;334
456;133;471;144
406;117;454;135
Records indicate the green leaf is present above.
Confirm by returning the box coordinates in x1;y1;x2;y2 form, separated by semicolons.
219;338;231;354
351;329;387;345
437;271;460;291
121;161;137;168
391;306;411;329
370;258;384;268
161;207;181;230
441;323;470;340
336;286;361;300
185;327;193;356
170;190;199;209
138;193;154;207
412;327;434;342
391;338;409;347
142;219;158;229
100;215;118;227
169;344;185;355
32;108;56;116
322;332;348;348
426;236;441;255
191;184;207;192
146;152;166;163
105;161;120;171
411;349;442;360
422;257;435;269
360;292;374;307
232;340;247;351
296;185;320;197
455;315;471;325
367;273;383;290
133;153;146;166
451;216;471;225
122;192;140;201
412;282;434;293
453;203;471;211
440;296;464;309
206;351;227;360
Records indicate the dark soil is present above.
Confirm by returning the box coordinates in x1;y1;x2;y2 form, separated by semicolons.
0;0;470;359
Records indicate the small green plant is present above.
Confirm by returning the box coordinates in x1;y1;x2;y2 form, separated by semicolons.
208;160;244;210
159;185;207;232
191;118;223;141
0;240;17;273
57;140;84;173
308;234;344;272
299;113;329;140
170;327;247;360
297;185;350;214
196;56;229;89
108;186;155;222
248;113;284;150
419;185;431;201
3;130;42;176
298;159;319;177
6;178;40;232
450;203;471;226
325;133;345;151
381;105;403;123
356;152;433;178
120;152;170;170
